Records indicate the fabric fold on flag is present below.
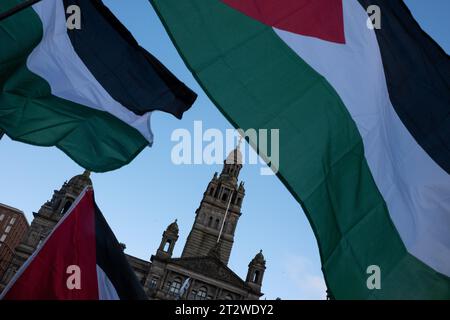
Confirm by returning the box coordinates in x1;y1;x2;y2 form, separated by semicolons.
0;188;147;300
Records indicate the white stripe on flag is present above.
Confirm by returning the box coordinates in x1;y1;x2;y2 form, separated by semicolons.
28;0;153;143
96;265;120;300
273;0;450;276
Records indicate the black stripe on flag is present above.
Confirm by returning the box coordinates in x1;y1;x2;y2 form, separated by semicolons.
358;0;450;174
94;203;147;300
63;0;197;119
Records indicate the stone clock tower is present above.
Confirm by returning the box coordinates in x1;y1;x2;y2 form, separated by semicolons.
181;145;246;265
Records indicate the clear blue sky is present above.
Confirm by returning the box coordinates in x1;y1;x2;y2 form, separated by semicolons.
1;0;448;300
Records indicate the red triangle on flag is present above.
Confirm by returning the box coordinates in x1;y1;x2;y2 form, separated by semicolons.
222;0;346;44
1;189;98;300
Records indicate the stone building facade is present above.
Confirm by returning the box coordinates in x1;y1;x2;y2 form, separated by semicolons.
0;204;29;280
0;146;266;299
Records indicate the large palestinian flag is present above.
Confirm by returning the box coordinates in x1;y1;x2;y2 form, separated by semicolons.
0;0;196;172
0;188;146;300
150;0;450;299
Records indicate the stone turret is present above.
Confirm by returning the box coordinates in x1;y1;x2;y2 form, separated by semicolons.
246;250;266;294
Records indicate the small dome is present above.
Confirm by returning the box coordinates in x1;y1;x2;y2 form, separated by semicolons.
225;147;243;165
251;250;266;265
68;170;92;188
167;219;179;233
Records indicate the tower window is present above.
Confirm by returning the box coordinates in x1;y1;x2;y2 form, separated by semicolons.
37;236;45;248
214;184;221;197
253;270;260;283
0;214;4;221
209;187;215;196
208;216;213;228
195;287;208;300
61;200;73;215
163;240;172;252
215;218;220;230
221;192;228;202
236;197;242;206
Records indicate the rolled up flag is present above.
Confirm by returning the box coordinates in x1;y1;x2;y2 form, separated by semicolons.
149;0;450;299
0;0;197;172
0;187;147;300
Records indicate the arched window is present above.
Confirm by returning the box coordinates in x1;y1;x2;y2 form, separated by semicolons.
168;278;182;296
163;240;171;252
222;192;228;202
252;270;260;283
209;187;215;196
214;184;221;197
208;216;213;227
196;287;208;300
215;218;220;230
61;200;73;214
236;197;242;206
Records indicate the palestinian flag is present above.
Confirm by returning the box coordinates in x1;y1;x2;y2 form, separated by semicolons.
0;188;146;300
150;0;450;299
0;0;196;172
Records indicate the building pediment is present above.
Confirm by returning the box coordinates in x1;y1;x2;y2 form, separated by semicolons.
168;256;249;290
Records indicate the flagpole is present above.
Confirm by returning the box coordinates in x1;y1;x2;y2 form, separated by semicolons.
216;136;243;243
217;190;233;243
0;0;42;22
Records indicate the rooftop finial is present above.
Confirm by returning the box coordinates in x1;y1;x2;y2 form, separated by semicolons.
237;135;244;149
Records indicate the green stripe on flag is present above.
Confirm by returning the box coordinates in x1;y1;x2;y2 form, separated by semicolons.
150;0;450;299
0;0;147;172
